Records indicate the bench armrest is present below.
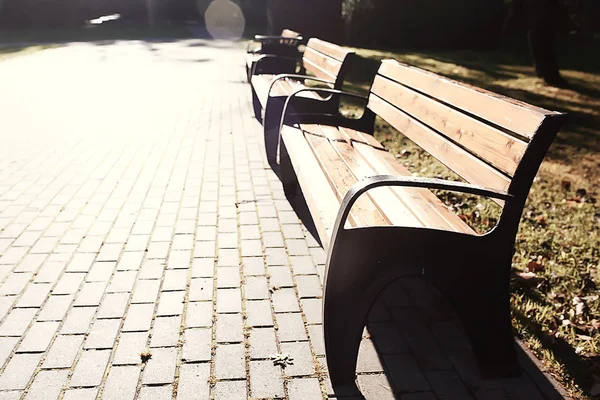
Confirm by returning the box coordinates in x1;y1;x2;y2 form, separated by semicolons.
334;175;513;232
278;88;370;140
250;55;301;78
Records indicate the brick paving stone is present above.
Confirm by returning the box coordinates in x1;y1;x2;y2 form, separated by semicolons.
147;242;170;259
182;328;211;362
25;369;69;400
142;347;178;385
139;385;173;400
307;325;325;357
163;269;188;291
288;378;323;400
102;366;141;400
272;288;300;312
213;380;247;400
17;321;59;353
217;267;240;288
151;316;181;348
14;254;46;274
156;291;185;316
241;257;264;276
107;270;137;293
215;344;246;380
123;303;154;332
301;298;323;325
357;374;395;400
267;266;294;288
84;319;121;350
61;307;97;334
275;313;308;342
290;256;317;275
0;273;32;296
0;296;14;320
260;218;281;232
265;248;287;266
280;341;315;377
426;371;474;400
132;280;161;304
113;331;149;365
0;392;23;400
97;292;129;319
33;261;65;283
383;354;431;393
216;313;243;343
37;294;73;321
249;328;277;360
196;226;217;241
16;283;52;307
53;273;85;295
191;258;214;278
0;337;19;367
189;278;213;301
296;275;322;298
69;350;111;387
139;260;166;279
216;288;242;313
286;239;310;256
176;363;210;399
240;225;260;240
74;282;107;307
367;322;410;354
246;300;273;327
86;262;116;282
357;339;385;373
216;248;238;267
263;231;284;248
117;252;144;271
249;360;284;398
282;224;305;240
43;335;84;369
401;324;453;371
62;388;99;400
0;308;37;336
194;241;216;258
244;276;269;300
217;232;237;249
185;301;213;328
0;353;42;390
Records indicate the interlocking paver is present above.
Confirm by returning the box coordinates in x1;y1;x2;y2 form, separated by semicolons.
69;350;111;387
246;300;274;327
213;380;247;400
43;334;84;369
84;319;121;350
151;316;181;348
62;388;99;400
97;292;129;319
275;313;308;342
0;337;18;368
25;369;69;400
0;353;42;390
177;363;210;400
102;365;141;400
288;378;323;400
0;308;37;336
215;344;246;380
17;321;59;353
61;307;97;334
249;360;285;398
142;347;177;385
280;341;315;377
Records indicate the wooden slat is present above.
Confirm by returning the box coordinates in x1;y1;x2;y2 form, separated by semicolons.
300;125;389;228
280;126;340;248
313;124;423;228
378;60;552;139
368;94;511;192
306;38;352;62
338;128;475;235
302;47;343;82
371;75;528;176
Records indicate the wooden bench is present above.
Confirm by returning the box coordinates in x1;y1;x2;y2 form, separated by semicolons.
246;29;303;82
276;59;566;394
250;38;355;163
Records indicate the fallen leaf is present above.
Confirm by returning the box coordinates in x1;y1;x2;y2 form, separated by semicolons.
514;271;542;286
561;179;572;191
527;260;545;273
591;320;600;330
272;353;294;367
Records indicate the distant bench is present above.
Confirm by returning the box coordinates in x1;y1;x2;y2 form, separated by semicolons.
249;38;355;163
276;59;566;393
245;29;303;82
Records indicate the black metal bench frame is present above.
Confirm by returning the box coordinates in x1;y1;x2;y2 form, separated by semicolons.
245;31;303;82
275;65;567;396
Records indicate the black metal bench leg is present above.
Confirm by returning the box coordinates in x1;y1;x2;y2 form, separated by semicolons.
263;97;286;165
430;261;520;379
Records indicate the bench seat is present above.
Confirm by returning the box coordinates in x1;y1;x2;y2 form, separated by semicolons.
281;123;474;248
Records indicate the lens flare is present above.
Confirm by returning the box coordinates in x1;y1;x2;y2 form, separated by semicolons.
205;0;246;41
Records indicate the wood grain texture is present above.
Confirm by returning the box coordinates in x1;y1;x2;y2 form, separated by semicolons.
371;75;528;175
302;48;343;82
306;38;353;62
378;60;553;139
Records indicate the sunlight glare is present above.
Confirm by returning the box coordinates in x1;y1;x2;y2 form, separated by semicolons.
204;0;245;41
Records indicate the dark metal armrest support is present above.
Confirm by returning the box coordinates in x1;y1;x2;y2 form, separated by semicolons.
334;175;513;231
248;36;303;53
250;56;301;78
265;74;335;98
278;88;370;140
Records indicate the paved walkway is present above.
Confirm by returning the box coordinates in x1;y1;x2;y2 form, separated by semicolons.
0;40;565;400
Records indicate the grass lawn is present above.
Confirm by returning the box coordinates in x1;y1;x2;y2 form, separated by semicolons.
339;35;600;399
0;44;58;61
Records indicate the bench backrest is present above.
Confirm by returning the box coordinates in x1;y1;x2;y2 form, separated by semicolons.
281;29;301;38
302;39;355;89
366;60;566;231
